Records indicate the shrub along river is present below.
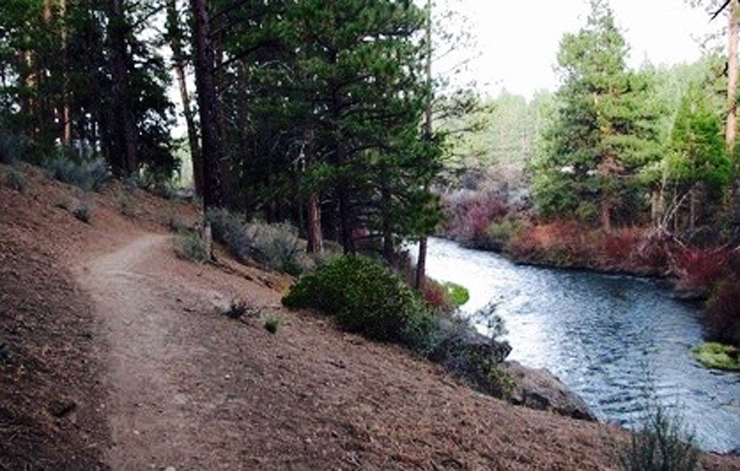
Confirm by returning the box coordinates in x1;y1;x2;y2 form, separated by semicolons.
420;237;740;454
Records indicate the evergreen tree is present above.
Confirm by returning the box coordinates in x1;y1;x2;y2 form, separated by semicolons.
532;0;662;229
666;83;732;230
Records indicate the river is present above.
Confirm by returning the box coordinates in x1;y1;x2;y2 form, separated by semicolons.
420;237;740;453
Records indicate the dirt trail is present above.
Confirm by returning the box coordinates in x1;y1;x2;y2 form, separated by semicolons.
77;234;245;469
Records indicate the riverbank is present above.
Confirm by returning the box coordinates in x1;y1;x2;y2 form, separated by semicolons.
7;163;739;468
421;237;740;453
438;220;740;350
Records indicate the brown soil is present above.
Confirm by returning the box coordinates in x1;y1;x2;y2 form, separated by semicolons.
2;163;739;470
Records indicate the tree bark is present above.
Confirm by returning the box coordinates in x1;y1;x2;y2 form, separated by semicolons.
381;169;394;263
689;186;698;233
167;0;203;197
415;0;433;291
600;198;612;232
108;0;138;176
651;188;659;226
190;0;224;210
728;1;739;152
308;194;323;253
60;0;72;145
304;128;323;253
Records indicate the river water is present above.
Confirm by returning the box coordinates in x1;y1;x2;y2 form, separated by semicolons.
420;237;740;453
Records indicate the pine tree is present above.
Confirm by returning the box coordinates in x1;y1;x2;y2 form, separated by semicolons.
533;0;661;229
666;83;732;230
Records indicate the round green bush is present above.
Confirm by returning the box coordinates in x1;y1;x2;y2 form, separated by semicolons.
443;282;470;308
282;255;437;348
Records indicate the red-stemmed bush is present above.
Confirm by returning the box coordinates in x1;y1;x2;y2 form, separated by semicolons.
601;229;640;264
673;247;732;293
705;280;740;346
423;279;454;313
442;191;509;247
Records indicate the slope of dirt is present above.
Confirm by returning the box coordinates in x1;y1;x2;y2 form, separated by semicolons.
2;163;739;470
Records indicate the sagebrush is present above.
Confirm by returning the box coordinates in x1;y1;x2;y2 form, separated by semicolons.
176;233;210;263
206;209;308;275
618;403;699;471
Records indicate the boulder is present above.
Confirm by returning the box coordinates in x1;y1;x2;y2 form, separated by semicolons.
503;360;597;422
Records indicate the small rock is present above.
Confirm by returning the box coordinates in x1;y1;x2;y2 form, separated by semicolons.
48;399;77;418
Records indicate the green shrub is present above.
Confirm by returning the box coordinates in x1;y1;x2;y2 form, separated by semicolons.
444;282;470;308
250;222;305;275
5;168;26;192
282;255;437;348
264;317;282;334
73;200;92;223
0;127;25;164
284;256;515;399
206;209;308;275
118;193;136;218
206;208;253;261
619;403;699;471
45;157;109;191
176;233;210;263
692;342;739;370
167;213;187;233
487;216;530;251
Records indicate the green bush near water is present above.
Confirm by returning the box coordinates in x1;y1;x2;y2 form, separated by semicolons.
282;255;436;348
691;342;739;370
282;256;513;399
618;402;699;471
443;282;470;307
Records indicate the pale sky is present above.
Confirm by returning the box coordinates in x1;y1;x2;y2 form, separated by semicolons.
444;0;719;99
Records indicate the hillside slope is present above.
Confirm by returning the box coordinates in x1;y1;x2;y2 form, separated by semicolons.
1;164;738;470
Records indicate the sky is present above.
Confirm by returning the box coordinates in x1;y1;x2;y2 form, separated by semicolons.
442;0;719;99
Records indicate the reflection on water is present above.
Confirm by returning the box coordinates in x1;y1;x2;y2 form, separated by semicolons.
419;237;740;453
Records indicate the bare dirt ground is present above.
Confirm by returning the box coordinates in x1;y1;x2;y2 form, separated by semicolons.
2;163;739;470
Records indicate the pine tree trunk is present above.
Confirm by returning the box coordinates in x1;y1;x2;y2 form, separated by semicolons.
167;0;203;197
60;0;72;145
108;0;137;176
338;181;355;255
190;0;224;210
39;0;55;148
728;1;738;151
415;236;427;291
305;128;323;253
381;171;394;263
415;0;433;291
689;186;698;233
728;1;740;239
600;198;612;232
651;188;659;226
308;194;323;254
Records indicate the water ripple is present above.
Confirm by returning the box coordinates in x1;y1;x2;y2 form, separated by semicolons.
421;237;740;453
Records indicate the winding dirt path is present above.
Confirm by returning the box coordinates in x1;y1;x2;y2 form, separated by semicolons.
77;234;275;470
78;234;202;469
